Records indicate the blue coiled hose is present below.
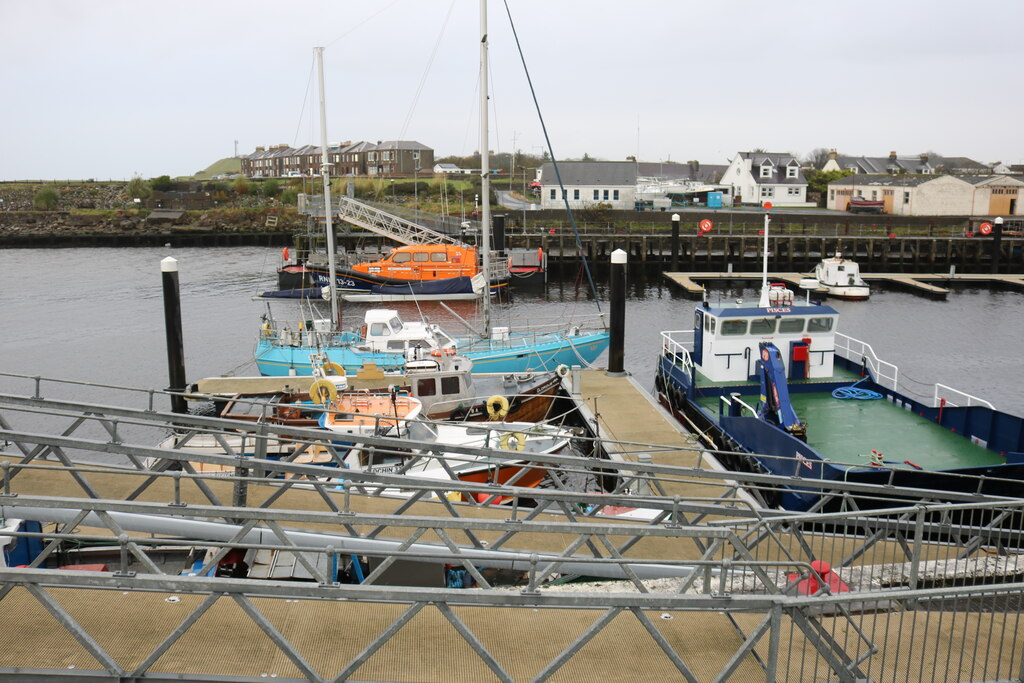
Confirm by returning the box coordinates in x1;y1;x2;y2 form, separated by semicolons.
832;377;882;400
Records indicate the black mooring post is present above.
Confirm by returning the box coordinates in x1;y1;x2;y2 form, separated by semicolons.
670;212;680;271
992;217;1003;274
607;248;627;376
161;257;188;414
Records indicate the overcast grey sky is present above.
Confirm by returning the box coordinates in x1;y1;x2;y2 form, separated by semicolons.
2;0;1022;180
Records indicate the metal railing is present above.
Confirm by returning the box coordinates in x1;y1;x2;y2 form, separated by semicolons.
834;332;899;391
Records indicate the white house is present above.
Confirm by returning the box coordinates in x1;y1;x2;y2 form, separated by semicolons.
826;174;1024;216
720;152;810;207
537;161;636;210
433;163;470;175
821;150;991;175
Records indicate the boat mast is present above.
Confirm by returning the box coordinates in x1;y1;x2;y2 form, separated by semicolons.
479;0;492;334
315;46;340;326
758;202;771;307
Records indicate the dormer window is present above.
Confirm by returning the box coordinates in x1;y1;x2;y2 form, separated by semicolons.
760;164;773;179
786;165;798;179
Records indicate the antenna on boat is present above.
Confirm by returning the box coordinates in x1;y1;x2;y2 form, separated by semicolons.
758;201;772;308
315;46;340;328
479;0;492;336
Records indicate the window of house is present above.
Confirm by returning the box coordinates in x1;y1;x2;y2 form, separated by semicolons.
760;186;773;198
786;165;797;179
871;190;878;200
720;320;747;336
613;189;620;200
550;189;556;200
807;317;834;333
779;318;805;333
903;192;910;203
441;376;461;394
368;152;376;161
760;164;773;178
416;378;436;397
750;318;776;334
430;253;447;262
603;190;609;200
830;189;835;200
788;188;799;196
562;189;568;200
593;189;599;200
573;189;580;200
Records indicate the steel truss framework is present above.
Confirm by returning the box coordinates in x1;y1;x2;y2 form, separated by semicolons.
1;383;1023;681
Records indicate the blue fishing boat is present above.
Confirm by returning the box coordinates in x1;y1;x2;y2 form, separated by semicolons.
654;208;1024;511
254;308;608;376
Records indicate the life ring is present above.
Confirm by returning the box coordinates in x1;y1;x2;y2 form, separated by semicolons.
322;361;345;376
555;364;570;378
498;432;526;451
309;378;338;405
485;394;510;420
979;223;993;236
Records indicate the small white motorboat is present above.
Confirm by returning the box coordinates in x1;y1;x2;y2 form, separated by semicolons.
813;252;870;300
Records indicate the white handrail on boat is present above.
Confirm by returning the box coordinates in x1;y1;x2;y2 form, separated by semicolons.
933;383;995;410
719;393;757;417
834;333;899;392
660;330;694;355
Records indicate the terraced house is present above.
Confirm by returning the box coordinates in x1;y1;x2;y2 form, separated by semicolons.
241;140;433;178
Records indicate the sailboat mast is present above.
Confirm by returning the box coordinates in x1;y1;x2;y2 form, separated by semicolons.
315;46;340;326
479;0;492;334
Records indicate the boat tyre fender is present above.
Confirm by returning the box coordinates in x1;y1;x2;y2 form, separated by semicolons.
555;364;570;378
654;373;665;394
322;361;345;376
309;378;338;405
486;394;510;420
499;432;526;451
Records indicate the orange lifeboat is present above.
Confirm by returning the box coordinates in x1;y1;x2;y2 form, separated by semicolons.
351;244;479;283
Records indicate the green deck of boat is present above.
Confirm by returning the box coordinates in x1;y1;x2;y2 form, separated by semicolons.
697;389;1004;471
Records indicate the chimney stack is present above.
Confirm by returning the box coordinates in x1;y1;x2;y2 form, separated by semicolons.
889;151;897;161
828;149;838;160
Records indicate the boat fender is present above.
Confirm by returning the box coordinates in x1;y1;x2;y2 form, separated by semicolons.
309;378;338;405
322;361;345;376
498;432;526;451
261;322;272;337
555;364;570;378
486;395;510;420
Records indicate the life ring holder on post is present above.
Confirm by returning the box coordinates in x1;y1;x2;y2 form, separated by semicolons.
498;432;526;451
485;395;510;420
309;378;338;405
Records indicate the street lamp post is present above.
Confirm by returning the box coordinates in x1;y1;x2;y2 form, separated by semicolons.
993;216;1004;273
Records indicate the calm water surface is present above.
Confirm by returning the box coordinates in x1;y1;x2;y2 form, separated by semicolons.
2;246;1023;416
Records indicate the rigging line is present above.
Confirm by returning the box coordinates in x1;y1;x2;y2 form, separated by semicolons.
292;59;317;148
397;0;457;142
501;0;601;312
323;0;404;49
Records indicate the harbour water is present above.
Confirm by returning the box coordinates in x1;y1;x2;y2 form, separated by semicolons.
2;245;1024;416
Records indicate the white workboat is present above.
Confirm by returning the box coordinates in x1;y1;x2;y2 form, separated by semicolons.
813;252;870;300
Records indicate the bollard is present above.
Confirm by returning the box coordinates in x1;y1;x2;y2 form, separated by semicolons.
161;257;188;414
606;249;627;377
670;213;680;271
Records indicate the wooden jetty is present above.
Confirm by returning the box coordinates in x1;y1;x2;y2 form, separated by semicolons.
664;271;1024;299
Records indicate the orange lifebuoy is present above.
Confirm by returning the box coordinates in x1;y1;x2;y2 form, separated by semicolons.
431;349;442;357
283;246;290;261
979;223;993;236
537;247;543;263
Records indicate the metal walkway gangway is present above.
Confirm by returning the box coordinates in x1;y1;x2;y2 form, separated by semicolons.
301;193;460;247
3;377;1024;681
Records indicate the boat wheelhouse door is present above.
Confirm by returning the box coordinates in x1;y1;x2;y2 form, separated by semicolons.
692;308;705;366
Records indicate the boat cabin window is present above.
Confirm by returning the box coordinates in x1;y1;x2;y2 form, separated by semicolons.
441;376;461;395
837;265;845;271
778;318;805;333
413;252;429;262
749;318;776;334
430;253;447;262
387;340;406;351
389;317;403;333
417;378;437;397
807;317;834;333
392;252;412;263
370;322;390;336
720;319;747;336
